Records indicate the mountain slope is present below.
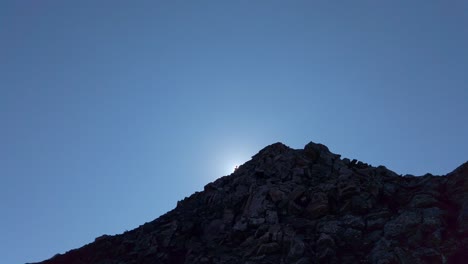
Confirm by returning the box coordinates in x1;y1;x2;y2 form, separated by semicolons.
33;141;468;264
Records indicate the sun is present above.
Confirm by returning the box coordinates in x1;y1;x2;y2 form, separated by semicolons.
222;157;248;176
208;140;256;179
227;162;240;175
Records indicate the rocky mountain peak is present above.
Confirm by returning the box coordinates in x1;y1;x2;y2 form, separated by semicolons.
252;142;292;159
33;142;468;264
448;161;468;177
304;141;331;154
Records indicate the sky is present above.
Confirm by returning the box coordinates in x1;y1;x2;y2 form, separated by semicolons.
1;1;467;263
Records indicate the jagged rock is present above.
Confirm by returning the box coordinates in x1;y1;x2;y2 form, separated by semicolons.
421;207;443;231
287;238;306;261
341;214;365;230
370;238;398;264
317;220;343;235
249;218;265;227
316;233;336;261
384;210;421;238
410;193;438;208
233;217;248;232
342;227;362;246
293;257;310;264
265;210;278;224
268;188;285;203
413;247;443;263
305;192;329;219
257;242;280;255
32;141;468;264
366;210;391;231
338;180;359;199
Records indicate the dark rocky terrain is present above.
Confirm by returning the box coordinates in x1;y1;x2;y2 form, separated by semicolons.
34;141;468;264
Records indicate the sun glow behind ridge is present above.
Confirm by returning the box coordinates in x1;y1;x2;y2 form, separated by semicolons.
212;149;252;179
200;135;264;183
227;162;241;175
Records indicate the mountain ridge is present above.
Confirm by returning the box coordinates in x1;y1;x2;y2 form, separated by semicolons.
33;141;468;264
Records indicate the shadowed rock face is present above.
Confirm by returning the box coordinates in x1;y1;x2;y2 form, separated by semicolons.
33;141;468;264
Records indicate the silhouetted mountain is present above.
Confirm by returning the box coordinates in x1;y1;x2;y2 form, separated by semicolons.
33;141;468;264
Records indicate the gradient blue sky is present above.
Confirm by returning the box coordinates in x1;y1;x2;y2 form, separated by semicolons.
1;1;467;263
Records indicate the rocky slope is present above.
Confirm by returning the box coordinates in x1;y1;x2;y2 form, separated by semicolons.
34;142;468;264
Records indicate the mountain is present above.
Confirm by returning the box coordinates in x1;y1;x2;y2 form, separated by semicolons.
33;141;468;264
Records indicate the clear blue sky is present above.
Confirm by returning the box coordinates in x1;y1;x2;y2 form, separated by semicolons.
1;1;467;263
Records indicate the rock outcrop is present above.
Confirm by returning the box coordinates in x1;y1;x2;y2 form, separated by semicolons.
33;141;468;264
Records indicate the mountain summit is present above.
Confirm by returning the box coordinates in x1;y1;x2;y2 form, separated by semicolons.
34;141;468;264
